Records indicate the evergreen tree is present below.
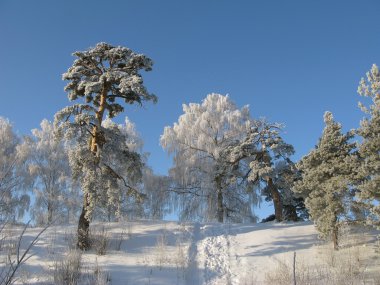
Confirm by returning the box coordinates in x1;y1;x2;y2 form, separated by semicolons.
259;158;306;221
356;64;380;228
54;43;156;250
247;122;295;222
293;112;355;250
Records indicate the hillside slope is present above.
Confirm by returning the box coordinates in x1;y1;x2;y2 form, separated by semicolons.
3;220;380;284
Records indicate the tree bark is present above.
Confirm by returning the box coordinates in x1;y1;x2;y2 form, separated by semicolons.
77;195;90;250
47;203;53;224
217;189;224;223
90;87;107;154
107;204;112;222
268;178;283;222
332;224;339;250
216;177;224;223
283;204;298;222
262;150;283;222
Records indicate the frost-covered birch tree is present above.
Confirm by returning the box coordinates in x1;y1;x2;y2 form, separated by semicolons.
54;42;156;250
161;94;257;222
0;117;31;221
26;119;78;225
293;112;355;250
356;64;380;228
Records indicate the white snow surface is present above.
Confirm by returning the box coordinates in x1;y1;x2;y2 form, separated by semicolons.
3;220;380;284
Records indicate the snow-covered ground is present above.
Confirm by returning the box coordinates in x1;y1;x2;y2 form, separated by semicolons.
2;220;380;284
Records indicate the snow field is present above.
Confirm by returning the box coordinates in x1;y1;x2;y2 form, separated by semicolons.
1;220;380;285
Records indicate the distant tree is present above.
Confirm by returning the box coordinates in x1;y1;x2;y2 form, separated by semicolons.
0;117;31;221
356;64;380;228
26;119;78;225
54;42;156;250
293;112;355;250
142;168;171;220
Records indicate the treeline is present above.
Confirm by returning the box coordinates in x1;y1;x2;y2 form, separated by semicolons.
0;43;378;251
0;117;172;225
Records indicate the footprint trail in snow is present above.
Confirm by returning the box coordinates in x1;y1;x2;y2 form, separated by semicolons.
186;222;202;285
198;224;236;285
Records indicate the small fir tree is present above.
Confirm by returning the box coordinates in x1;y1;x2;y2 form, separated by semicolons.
293;112;355;250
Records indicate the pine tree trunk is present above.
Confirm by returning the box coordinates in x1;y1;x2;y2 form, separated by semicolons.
77;87;107;251
217;189;224;223
77;196;90;250
107;205;112;222
268;178;283;222
67;208;70;224
216;177;224;223
284;204;298;222
47;203;53;224
332;225;339;250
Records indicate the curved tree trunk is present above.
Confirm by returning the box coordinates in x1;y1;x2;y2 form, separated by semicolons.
268;178;283;222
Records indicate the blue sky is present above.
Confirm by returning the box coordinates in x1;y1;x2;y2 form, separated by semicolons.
1;1;379;219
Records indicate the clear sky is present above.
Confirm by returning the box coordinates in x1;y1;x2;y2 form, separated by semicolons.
1;0;379;218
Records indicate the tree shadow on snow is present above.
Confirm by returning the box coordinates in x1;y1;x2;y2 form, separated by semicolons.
245;233;318;257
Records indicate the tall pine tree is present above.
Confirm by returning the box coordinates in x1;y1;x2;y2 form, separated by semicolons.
55;43;156;250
